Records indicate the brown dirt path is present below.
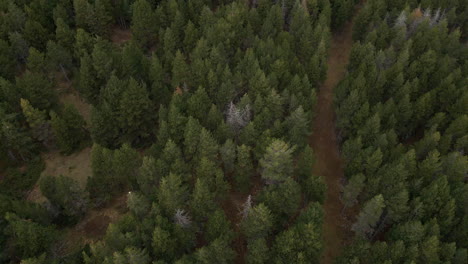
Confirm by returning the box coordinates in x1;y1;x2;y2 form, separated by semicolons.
310;10;360;264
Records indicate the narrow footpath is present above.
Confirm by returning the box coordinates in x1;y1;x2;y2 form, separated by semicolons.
310;14;358;264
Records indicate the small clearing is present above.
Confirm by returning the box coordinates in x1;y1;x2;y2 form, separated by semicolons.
110;26;132;45
27;147;92;203
54;194;128;256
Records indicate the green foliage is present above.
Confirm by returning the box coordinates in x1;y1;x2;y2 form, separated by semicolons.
260;139;295;184
5;213;57;259
241;203;273;241
50;104;87;154
118;78;154;145
39;175;89;223
131;0;156;48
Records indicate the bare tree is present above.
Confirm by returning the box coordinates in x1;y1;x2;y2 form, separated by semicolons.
395;11;407;28
239;195;252;220
174;209;191;228
226;101;251;133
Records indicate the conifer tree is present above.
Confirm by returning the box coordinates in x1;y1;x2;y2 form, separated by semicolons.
158;173;187;215
50;104;86;154
190;177;216;220
118;78;154;145
39;175;89;222
220;139;236;174
352;194;385;238
131;0;156;48
241;203;273;241
260;139;294;184
235;145;253;192
137;156;160;196
342;173;365;212
20;99;53;146
205;209;234;243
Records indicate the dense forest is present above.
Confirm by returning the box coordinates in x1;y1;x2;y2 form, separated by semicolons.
0;0;465;263
335;0;467;263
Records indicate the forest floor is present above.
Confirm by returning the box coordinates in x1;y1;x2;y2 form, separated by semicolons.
26;71;126;256
110;26;132;45
310;8;362;264
54;194;128;256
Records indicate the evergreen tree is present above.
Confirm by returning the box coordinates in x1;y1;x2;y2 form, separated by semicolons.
195;238;236;264
205;209;234;243
137;156;160;196
39;175;89;222
20;99;53;146
190;177;216;221
50;104;86;154
220;139;236;174
118;78;154;145
235;145;253;193
342;173;365;212
171;50;191;89
158;173;187;215
5;213;56;259
246;238;270;264
352;194;385;238
241;203;273;241
131;0;156;48
16;72;57;110
259;139;294;184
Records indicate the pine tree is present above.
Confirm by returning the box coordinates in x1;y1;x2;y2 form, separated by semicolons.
259;178;302;221
77;53;98;103
285;106;310;148
121;40;149;81
50;104;86;154
90;103;119;148
241;203;273;241
220;139;236;174
131;0;156;48
118;78;154;145
55;18;74;51
205;209;234;243
351;194;385;238
5;213;57;259
46;41;72;81
16;72;57;110
74;28;95;61
149;54;170;106
0;40;15;80
137;156;160;196
26;48;45;73
183;117;202;161
235;145;253;192
260;140;294;184
158;173;187;215
171;50;191;89
39;175;89;222
91;0;112;36
20;99;53;146
73;0;92;30
342;173;365;212
246;238;270;264
195;238;236;264
187;87;211;121
8;32;29;63
91;39;114;84
113;143;141;189
190;177;216;220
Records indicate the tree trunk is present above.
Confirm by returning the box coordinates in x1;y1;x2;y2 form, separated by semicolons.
60;64;70;83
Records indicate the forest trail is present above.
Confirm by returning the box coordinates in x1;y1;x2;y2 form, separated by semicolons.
310;9;360;264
